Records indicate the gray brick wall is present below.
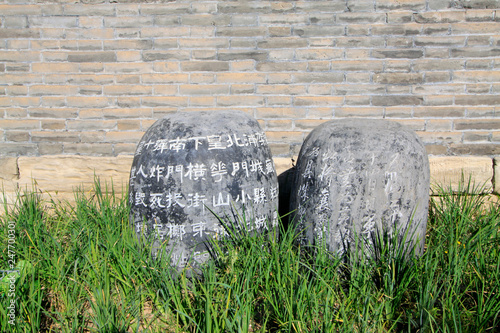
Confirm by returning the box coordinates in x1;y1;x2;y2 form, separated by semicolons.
1;0;500;158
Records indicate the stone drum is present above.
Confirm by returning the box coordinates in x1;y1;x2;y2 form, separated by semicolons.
129;111;279;269
289;119;429;257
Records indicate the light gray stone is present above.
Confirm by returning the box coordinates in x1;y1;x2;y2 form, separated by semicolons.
129;111;278;270
289;119;430;257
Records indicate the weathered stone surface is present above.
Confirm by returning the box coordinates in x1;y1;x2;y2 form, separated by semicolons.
429;156;493;192
129;111;278;269
0;157;18;181
289;119;430;257
17;155;133;202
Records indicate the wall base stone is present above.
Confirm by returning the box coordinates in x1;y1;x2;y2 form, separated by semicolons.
1;155;498;210
429;156;493;194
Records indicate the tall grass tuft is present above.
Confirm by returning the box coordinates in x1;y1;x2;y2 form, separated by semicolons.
0;178;499;332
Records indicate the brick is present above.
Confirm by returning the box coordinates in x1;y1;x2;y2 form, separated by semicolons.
179;38;227;48
103;85;152;96
0;143;37;155
337;37;385;48
42;120;66;130
181;14;231;26
80;131;106;143
426;119;453;131
105;16;153;29
258;37;309;49
66;97;112;108
38;143;63;155
376;0;426;10
371;23;421;35
0;119;40;130
218;50;268;61
464;131;491;142
269;26;292;37
266;131;303;142
269;50;294;60
452;48;500;58
29;108;78;118
384;106;413;118
372;49;423;59
217;2;272;14
265;119;293;130
230;39;258;48
6;131;29;142
425;72;452;83
454;71;500;82
30;17;77;28
256;107;305;119
64;143;114;155
467;83;491;93
335;107;384;117
29;85;77;96
189;96;216;106
417;131;462;143
141;27;190;38
455;95;500;105
414;106;465;118
267;96;293;105
67;120;116;131
294;96;343;106
296;48;343;60
217;96;264;106
260;14;309;25
374;73;423;84
372;95;423;106
0;5;42;15
217;73;266;83
450;143;500;155
142;97;188;107
116;97;142;108
335;84;385;95
32;63;79;73
216;26;267;37
4;17;28;29
31;131;80;143
142;51;190;61
105;131;144;143
64;4;115;16
0;51;39;62
295;26;346;38
181;61;230;72
337;12;386;23
424;95;454;106
104;39;152;50
415;36;466;47
141;3;191;15
455;119;500;130
189;73;215;83
256;62;308;72
5;108;27;118
414;84;463;94
114;143;137;155
104;63;152;73
452;22;500;34
466;107;496;117
179;84;229;95
220;62;255;76
414;11;465;23
142;73;188;84
293;73;344;83
256;84;306;95
330;60;384;71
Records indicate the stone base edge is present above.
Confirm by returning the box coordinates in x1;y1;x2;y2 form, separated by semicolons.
0;155;498;208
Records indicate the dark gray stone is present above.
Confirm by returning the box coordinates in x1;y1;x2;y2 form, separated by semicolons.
129;111;278;269
289;119;430;257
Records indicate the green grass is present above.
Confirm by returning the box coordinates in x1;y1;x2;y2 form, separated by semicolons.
0;179;499;332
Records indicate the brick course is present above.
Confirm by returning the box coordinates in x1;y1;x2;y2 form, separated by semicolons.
0;0;499;163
